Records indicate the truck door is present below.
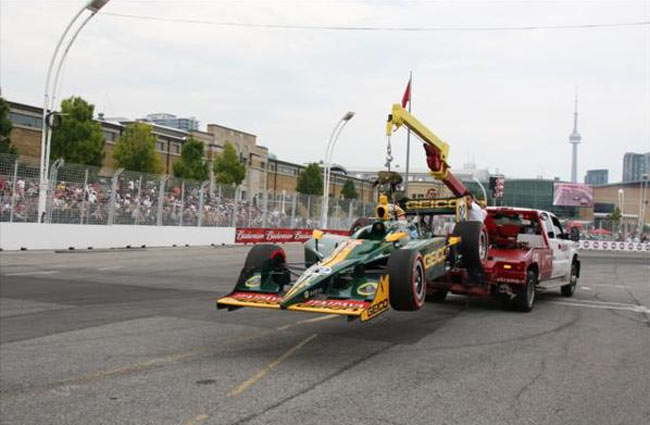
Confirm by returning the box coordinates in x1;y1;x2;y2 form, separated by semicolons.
541;213;569;278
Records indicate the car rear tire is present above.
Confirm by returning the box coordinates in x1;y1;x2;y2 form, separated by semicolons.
515;269;536;312
387;249;427;311
561;261;578;297
452;221;488;283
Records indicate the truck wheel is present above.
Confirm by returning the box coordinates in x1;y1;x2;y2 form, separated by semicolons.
349;218;370;236
515;270;536;312
387;249;426;311
452;221;488;282
561;261;578;297
426;289;448;303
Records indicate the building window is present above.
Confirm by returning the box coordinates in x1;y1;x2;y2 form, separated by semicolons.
156;141;166;151
172;143;181;154
9;112;43;129
102;130;116;142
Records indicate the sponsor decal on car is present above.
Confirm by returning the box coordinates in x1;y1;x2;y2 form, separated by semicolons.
423;247;446;269
356;281;378;297
244;274;262;288
360;275;389;322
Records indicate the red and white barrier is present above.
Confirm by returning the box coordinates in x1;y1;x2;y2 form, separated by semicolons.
235;228;348;244
579;239;650;253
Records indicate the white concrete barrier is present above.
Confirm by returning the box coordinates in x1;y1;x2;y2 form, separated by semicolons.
0;223;236;251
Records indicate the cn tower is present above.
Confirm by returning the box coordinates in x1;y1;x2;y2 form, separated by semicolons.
569;90;581;183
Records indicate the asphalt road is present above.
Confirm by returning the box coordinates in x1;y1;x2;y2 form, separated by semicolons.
0;246;649;425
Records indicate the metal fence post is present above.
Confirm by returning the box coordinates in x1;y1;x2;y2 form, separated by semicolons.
290;195;297;228
179;181;185;226
307;195;311;225
348;200;354;228
107;168;124;225
198;181;208;227
79;168;89;224
9;159;18;223
157;175;168;226
231;185;239;227
262;189;269;228
46;158;64;223
134;175;142;225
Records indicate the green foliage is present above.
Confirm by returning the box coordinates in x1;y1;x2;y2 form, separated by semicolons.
113;122;163;174
296;163;323;196
213;141;246;186
0;97;17;154
173;138;209;181
607;207;622;223
50;96;104;166
341;179;358;199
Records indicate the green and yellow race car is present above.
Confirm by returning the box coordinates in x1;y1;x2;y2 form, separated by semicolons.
216;196;487;322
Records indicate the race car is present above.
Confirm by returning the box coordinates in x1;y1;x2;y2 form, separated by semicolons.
216;196;486;322
427;207;581;312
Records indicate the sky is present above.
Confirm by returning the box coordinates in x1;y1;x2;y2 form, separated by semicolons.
1;0;649;182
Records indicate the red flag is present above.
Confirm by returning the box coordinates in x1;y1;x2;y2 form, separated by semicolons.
401;78;411;108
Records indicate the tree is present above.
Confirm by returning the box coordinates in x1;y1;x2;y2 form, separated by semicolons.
50;96;104;165
173;137;209;181
341;179;358;199
296;163;323;196
0;97;17;154
213;141;246;185
113;122;163;174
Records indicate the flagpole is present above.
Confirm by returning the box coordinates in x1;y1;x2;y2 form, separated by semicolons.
404;71;412;197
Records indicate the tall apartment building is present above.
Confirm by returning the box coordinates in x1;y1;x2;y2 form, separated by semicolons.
584;169;608;186
622;152;650;182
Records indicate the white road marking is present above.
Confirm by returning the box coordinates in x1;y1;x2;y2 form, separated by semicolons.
5;271;59;276
581;286;593;290
586;284;629;289
549;299;650;315
97;266;123;271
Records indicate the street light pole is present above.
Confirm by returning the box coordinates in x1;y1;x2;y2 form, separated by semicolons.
37;0;111;223
321;111;354;229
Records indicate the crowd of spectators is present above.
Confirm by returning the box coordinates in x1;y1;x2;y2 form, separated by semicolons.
0;174;329;228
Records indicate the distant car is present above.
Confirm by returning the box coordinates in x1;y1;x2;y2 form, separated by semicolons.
429;207;580;312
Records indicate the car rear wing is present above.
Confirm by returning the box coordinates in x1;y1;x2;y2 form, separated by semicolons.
400;196;470;222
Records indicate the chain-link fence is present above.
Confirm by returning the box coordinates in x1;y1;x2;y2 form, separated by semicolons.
0;154;377;230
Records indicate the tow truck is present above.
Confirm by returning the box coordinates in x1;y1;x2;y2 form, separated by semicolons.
385;104;580;311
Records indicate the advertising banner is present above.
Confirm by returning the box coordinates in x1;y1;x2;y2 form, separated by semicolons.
579;240;650;253
553;183;593;207
235;228;348;244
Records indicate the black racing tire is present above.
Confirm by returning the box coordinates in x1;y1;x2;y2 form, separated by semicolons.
452;221;488;282
515;269;536;312
349;218;370;236
241;244;289;289
244;244;286;270
387;249;427;311
426;289;448;303
561;260;578;297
